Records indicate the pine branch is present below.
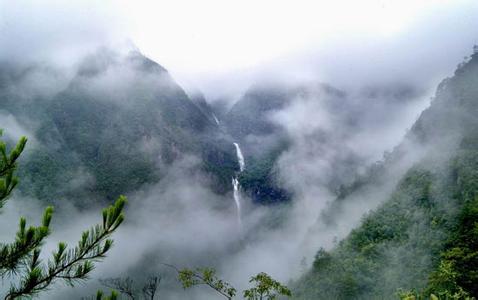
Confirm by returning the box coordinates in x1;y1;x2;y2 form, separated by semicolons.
0;207;53;276
0;136;27;207
5;196;126;300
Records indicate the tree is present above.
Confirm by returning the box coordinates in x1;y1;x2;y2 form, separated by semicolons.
177;267;236;300
172;264;291;300
243;272;292;300
100;277;135;300
98;275;161;300
142;275;161;300
0;130;126;299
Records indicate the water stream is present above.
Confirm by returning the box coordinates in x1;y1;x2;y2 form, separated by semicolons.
232;142;245;227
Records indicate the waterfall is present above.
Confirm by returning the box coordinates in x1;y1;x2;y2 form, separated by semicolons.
232;177;242;227
212;113;220;125
233;143;245;172
232;142;245;228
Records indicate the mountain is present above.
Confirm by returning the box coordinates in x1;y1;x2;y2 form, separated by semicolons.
224;83;348;203
190;91;221;126
224;84;294;204
0;49;238;206
223;81;422;204
293;51;478;299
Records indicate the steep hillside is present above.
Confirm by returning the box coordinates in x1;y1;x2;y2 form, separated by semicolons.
294;50;478;299
0;49;238;205
190;91;221;125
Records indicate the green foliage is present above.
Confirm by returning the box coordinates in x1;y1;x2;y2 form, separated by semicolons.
4;196;126;299
174;265;291;300
238;142;291;204
312;248;332;270
418;146;478;299
397;288;473;300
178;267;237;300
0;206;53;276
396;289;418;300
293;47;478;299
0;132;126;299
243;272;292;300
293;165;460;299
425;195;478;297
1;50;238;203
425;261;474;300
0;131;26;207
95;290;119;300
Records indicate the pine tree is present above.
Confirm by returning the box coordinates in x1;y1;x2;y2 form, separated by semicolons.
0;130;126;299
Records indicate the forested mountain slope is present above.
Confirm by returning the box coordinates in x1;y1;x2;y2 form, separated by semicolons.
0;49;238;206
294;50;478;299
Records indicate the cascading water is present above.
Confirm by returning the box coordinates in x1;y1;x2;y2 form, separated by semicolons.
232;142;245;227
233;143;245;172
212;113;220;125
232;177;242;227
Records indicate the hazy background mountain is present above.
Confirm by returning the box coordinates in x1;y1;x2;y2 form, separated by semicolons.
0;48;238;208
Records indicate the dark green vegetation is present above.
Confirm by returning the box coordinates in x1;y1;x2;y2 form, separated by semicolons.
0;132;125;299
294;49;478;299
175;267;291;300
0;49;237;206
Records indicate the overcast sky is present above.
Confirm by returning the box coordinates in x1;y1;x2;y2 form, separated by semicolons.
1;0;478;97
